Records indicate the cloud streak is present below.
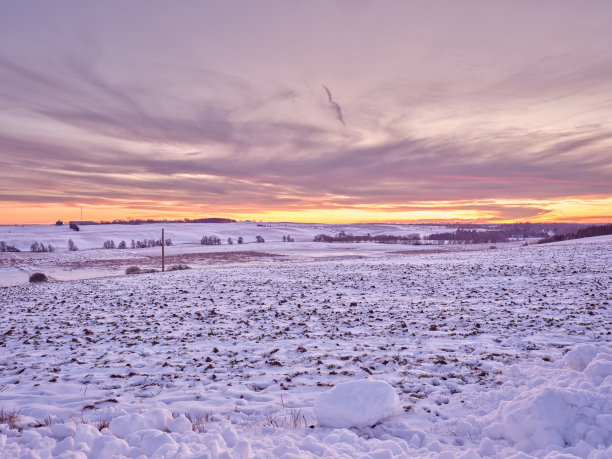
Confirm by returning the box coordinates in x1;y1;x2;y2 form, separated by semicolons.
322;85;346;127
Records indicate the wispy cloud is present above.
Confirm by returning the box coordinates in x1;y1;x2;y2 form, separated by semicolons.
322;85;346;127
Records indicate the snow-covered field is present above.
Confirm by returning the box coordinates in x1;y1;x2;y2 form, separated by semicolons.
0;229;610;458
0;223;468;287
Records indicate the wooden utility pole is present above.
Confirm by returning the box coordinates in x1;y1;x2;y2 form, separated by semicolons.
161;228;165;272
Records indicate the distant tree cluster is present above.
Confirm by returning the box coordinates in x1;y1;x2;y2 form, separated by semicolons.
103;240;116;249
30;242;54;252
131;238;172;249
538;224;612;244
314;231;421;244
104;239;171;249
55;220;63;226
425;229;509;244
201;235;251;245
201;236;221;245
282;235;294;242
69;223;80;231
0;241;20;252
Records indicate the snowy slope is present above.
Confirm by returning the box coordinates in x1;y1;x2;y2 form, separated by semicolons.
0;222;450;252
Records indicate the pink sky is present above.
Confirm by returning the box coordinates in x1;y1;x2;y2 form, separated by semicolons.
0;1;611;223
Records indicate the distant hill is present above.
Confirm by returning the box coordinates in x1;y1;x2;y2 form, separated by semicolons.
187;218;236;223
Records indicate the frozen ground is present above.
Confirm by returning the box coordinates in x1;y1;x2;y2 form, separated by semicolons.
0;234;610;458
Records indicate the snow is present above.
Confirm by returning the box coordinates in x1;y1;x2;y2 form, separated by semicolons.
314;380;400;429
0;228;610;458
565;344;600;372
0;222;462;287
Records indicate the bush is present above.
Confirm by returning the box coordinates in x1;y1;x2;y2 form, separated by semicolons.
118;240;127;249
126;265;158;275
255;235;265;243
103;240;116;249
29;272;48;283
68;239;78;251
0;241;20;252
167;264;191;271
237;236;243;244
227;237;233;245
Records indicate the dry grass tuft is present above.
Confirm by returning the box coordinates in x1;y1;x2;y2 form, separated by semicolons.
0;408;22;430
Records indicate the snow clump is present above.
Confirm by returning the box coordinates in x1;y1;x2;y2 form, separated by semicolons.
565;343;599;371
314;379;400;429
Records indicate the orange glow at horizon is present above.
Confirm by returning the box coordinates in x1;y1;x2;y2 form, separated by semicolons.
1;197;610;225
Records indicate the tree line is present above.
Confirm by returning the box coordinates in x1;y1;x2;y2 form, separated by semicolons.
537;223;612;244
314;231;421;244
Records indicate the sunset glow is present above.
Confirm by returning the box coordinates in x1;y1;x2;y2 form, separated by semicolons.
1;2;611;224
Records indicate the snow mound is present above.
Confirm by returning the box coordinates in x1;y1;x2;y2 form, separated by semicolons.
565;344;599;371
314;380;400;429
484;345;612;455
109;408;173;438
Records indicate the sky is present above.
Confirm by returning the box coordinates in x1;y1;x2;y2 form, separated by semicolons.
1;1;611;224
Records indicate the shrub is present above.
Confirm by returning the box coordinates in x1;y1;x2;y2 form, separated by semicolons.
0;241;20;252
0;408;22;430
168;264;191;271
126;266;157;275
227;237;233;245
103;240;116;249
118;240;127;249
255;235;265;243
201;236;221;245
68;239;78;251
237;236;243;244
29;272;48;282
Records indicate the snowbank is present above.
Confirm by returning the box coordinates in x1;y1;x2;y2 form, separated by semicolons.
314;380;401;429
484;344;612;456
